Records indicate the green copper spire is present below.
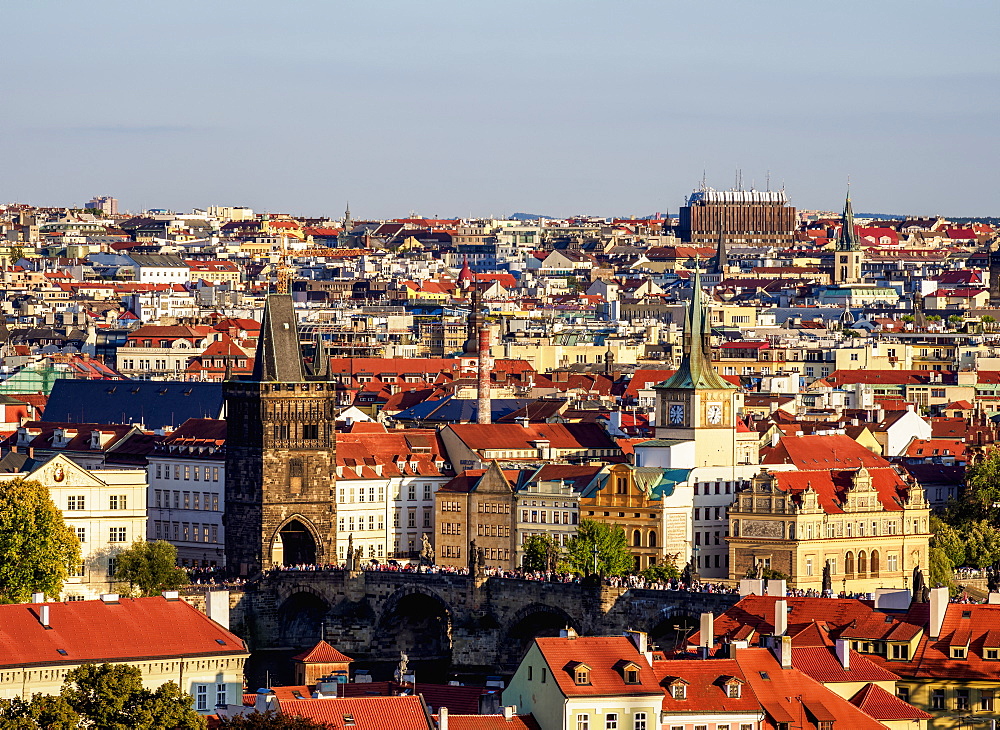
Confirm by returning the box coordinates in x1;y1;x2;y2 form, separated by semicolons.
658;264;736;391
836;192;860;252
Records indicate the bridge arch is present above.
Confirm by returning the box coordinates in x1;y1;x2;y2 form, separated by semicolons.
277;589;331;647
375;587;453;662
500;602;580;670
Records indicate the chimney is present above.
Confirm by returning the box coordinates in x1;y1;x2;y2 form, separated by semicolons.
439;707;449;730
503;706;514;720
31;592;45;603
254;689;275;712
624;630;648;654
774;599;788;637
929;586;948;639
766;579;786;597
699;612;714;648
39;605;50;628
206;590;230;629
835;638;850;669
477;328;491;425
776;635;793;668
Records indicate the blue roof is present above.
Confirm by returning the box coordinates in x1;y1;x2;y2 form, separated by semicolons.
43;380;224;428
393;397;532;424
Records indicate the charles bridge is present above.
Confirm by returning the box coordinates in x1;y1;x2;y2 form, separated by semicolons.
186;570;739;673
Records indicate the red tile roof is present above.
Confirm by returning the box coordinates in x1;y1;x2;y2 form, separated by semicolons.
278;696;433;729
849;682;932;720
291;640;353;664
534;636;662;697
791;646;899;683
443;714;540;730
0;596;246;668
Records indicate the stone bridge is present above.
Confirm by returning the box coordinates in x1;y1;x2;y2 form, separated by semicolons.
210;570;738;673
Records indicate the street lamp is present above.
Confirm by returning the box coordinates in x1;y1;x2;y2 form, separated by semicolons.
592;543;599;576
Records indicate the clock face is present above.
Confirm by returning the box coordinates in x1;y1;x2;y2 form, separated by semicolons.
669;403;685;424
706;403;723;425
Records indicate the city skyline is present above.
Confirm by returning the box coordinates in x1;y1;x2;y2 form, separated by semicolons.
2;0;997;218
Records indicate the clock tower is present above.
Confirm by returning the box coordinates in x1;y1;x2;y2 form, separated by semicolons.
654;265;743;467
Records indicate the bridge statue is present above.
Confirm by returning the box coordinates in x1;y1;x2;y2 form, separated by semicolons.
420;533;435;566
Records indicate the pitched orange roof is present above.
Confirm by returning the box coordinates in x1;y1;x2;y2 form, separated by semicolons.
291;640;353;664
849;682;932;720
278;696;433;729
535;636;662;697
0;596;246;668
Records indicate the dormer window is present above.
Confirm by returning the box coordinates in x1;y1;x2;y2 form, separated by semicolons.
619;662;641;685
952;646;967;659
724;678;743;698
572;664;591;686
672;684;686;700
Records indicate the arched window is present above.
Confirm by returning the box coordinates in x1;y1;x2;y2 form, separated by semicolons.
633;529;642;547
845;551;855;575
858;550;868;575
648;531;657;548
870;550;880;576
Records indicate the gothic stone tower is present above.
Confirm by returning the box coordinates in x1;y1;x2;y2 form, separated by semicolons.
224;294;337;575
832;192;864;286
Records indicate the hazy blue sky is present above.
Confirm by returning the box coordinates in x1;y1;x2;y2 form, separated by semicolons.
3;0;997;218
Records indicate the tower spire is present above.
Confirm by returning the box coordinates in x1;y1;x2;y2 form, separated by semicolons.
837;190;859;252
659;264;735;391
252;294;305;382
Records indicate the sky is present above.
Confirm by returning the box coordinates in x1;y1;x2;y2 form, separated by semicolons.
2;0;998;219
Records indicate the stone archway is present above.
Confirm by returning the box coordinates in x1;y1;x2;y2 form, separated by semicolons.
375;588;453;662
501;603;578;670
271;517;319;566
277;590;331;647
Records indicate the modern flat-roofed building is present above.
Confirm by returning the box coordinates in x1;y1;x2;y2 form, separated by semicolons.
679;186;796;247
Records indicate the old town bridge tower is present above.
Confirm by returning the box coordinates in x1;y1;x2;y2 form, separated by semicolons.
224;294;337;575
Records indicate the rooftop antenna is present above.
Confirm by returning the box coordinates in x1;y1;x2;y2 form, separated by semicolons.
766;170;771;191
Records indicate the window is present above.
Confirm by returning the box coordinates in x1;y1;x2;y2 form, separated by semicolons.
577;715;589;730
407;510;416;528
75;527;86;543
931;689;945;709
633;713;647;730
574;666;590;685
68;563;85;577
217;683;227;708
952;646;967;659
67;495;85;510
982;690;994;711
196;684;208;711
109;527;127;542
671;683;686;699
818;723;833;730
107;557;117;577
956;689;970;711
727;682;742;698
897;686;910;703
606;713;618;730
624;666;640;684
891;644;908;660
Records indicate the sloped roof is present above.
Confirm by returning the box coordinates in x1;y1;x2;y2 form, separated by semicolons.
0;596;246;668
849;683;932;720
278;696;433;729
291;640;353;664
535;636;662;697
43;380;223;428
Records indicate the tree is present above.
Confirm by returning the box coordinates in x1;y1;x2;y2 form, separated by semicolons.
0;694;80;729
963;520;1000;569
901;315;915;323
563;520;635;576
522;534;561;572
926;314;942;323
8;245;24;265
61;663;205;730
931;515;967;567
929;547;956;591
218;711;330;729
948;314;963;324
0;477;80;603
113;540;188;596
983;315;997;324
640;560;679;583
949;449;1000;526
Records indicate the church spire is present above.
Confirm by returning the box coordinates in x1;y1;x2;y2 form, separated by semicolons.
836;191;860;252
713;229;728;274
659;264;735;391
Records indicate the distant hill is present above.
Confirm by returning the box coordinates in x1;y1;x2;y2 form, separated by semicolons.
509;212;548;221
